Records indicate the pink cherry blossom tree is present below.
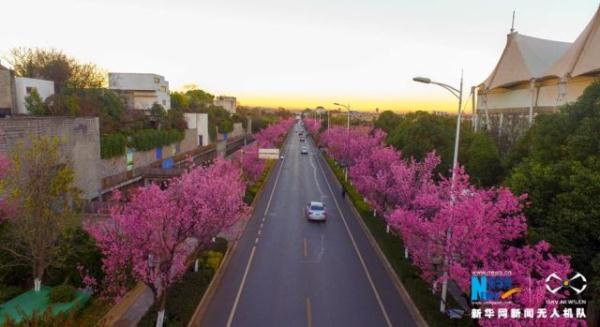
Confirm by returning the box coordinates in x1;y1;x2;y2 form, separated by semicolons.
236;143;265;184
88;158;248;327
303;118;321;135
236;117;293;183
255;118;294;148
320;126;386;169
314;124;579;325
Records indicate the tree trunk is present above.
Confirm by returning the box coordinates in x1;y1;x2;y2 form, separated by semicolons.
33;266;43;292
34;277;42;292
155;289;168;327
156;309;165;327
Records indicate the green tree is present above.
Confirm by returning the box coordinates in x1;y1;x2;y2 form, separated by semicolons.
0;136;80;291
374;110;403;134
46;227;103;287
387;111;456;172
7;47;105;92
505;80;600;302
150;103;167;128
170;92;189;110
463;132;503;186
186;89;214;110
46;88;125;133
24;89;46;115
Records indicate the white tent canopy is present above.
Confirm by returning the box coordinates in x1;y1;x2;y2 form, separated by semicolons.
545;5;600;79
481;32;571;90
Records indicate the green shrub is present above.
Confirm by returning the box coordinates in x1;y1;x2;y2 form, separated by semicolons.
200;251;223;273
49;284;77;303
212;237;228;254
137;266;213;327
130;129;184;152
0;285;22;303
100;133;127;159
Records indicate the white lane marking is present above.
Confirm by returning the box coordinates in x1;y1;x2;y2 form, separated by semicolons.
226;138;288;327
226;246;257;327
306;297;313;327
304;238;308;257
301;234;326;264
308;154;324;197
313;152;393;327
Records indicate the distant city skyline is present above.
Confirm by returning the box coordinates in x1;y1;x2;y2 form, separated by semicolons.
1;0;598;112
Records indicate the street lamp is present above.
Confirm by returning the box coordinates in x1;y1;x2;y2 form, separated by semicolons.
413;71;463;314
333;102;351;130
333;102;351;181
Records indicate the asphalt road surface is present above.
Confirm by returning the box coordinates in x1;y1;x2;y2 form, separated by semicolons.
199;124;418;327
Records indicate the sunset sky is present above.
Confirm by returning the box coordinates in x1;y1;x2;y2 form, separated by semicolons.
1;0;598;112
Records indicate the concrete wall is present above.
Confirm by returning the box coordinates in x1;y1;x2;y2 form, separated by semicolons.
14;77;55;114
184;113;210;146
0;66;15;113
100;128;198;180
214;96;236;114
0;117;101;199
230;122;245;138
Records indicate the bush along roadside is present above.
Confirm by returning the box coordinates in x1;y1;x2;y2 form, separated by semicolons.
323;154;468;327
100;129;184;159
137;238;228;327
244;159;275;204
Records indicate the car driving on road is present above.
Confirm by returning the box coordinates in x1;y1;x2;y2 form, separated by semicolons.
301;146;308;154
305;201;326;222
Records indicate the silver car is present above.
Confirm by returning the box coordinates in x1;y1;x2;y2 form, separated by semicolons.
306;201;326;222
301;146;308;154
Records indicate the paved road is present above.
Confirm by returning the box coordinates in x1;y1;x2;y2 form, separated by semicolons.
199;124;418;327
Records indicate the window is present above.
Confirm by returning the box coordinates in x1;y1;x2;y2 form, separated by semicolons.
154;77;160;84
160;86;167;92
25;86;37;95
162;100;166;105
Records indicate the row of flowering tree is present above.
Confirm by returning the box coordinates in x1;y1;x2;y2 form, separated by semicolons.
87;158;249;327
237;118;294;183
316;125;582;326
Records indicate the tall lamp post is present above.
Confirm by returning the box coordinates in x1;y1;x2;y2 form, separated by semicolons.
413;72;463;314
333;102;351;180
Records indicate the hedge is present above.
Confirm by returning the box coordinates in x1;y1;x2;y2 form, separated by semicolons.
130;129;184;152
100;133;127;159
100;129;185;159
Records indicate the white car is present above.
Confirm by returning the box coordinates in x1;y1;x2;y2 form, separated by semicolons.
301;146;309;154
305;201;327;222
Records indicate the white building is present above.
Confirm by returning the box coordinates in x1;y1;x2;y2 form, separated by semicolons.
108;73;171;110
213;95;236;114
14;77;55;115
475;5;600;144
184;113;211;146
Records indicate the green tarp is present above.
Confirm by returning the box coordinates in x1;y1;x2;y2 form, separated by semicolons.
0;286;90;324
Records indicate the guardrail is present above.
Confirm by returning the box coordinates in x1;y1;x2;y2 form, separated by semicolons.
99;135;254;197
